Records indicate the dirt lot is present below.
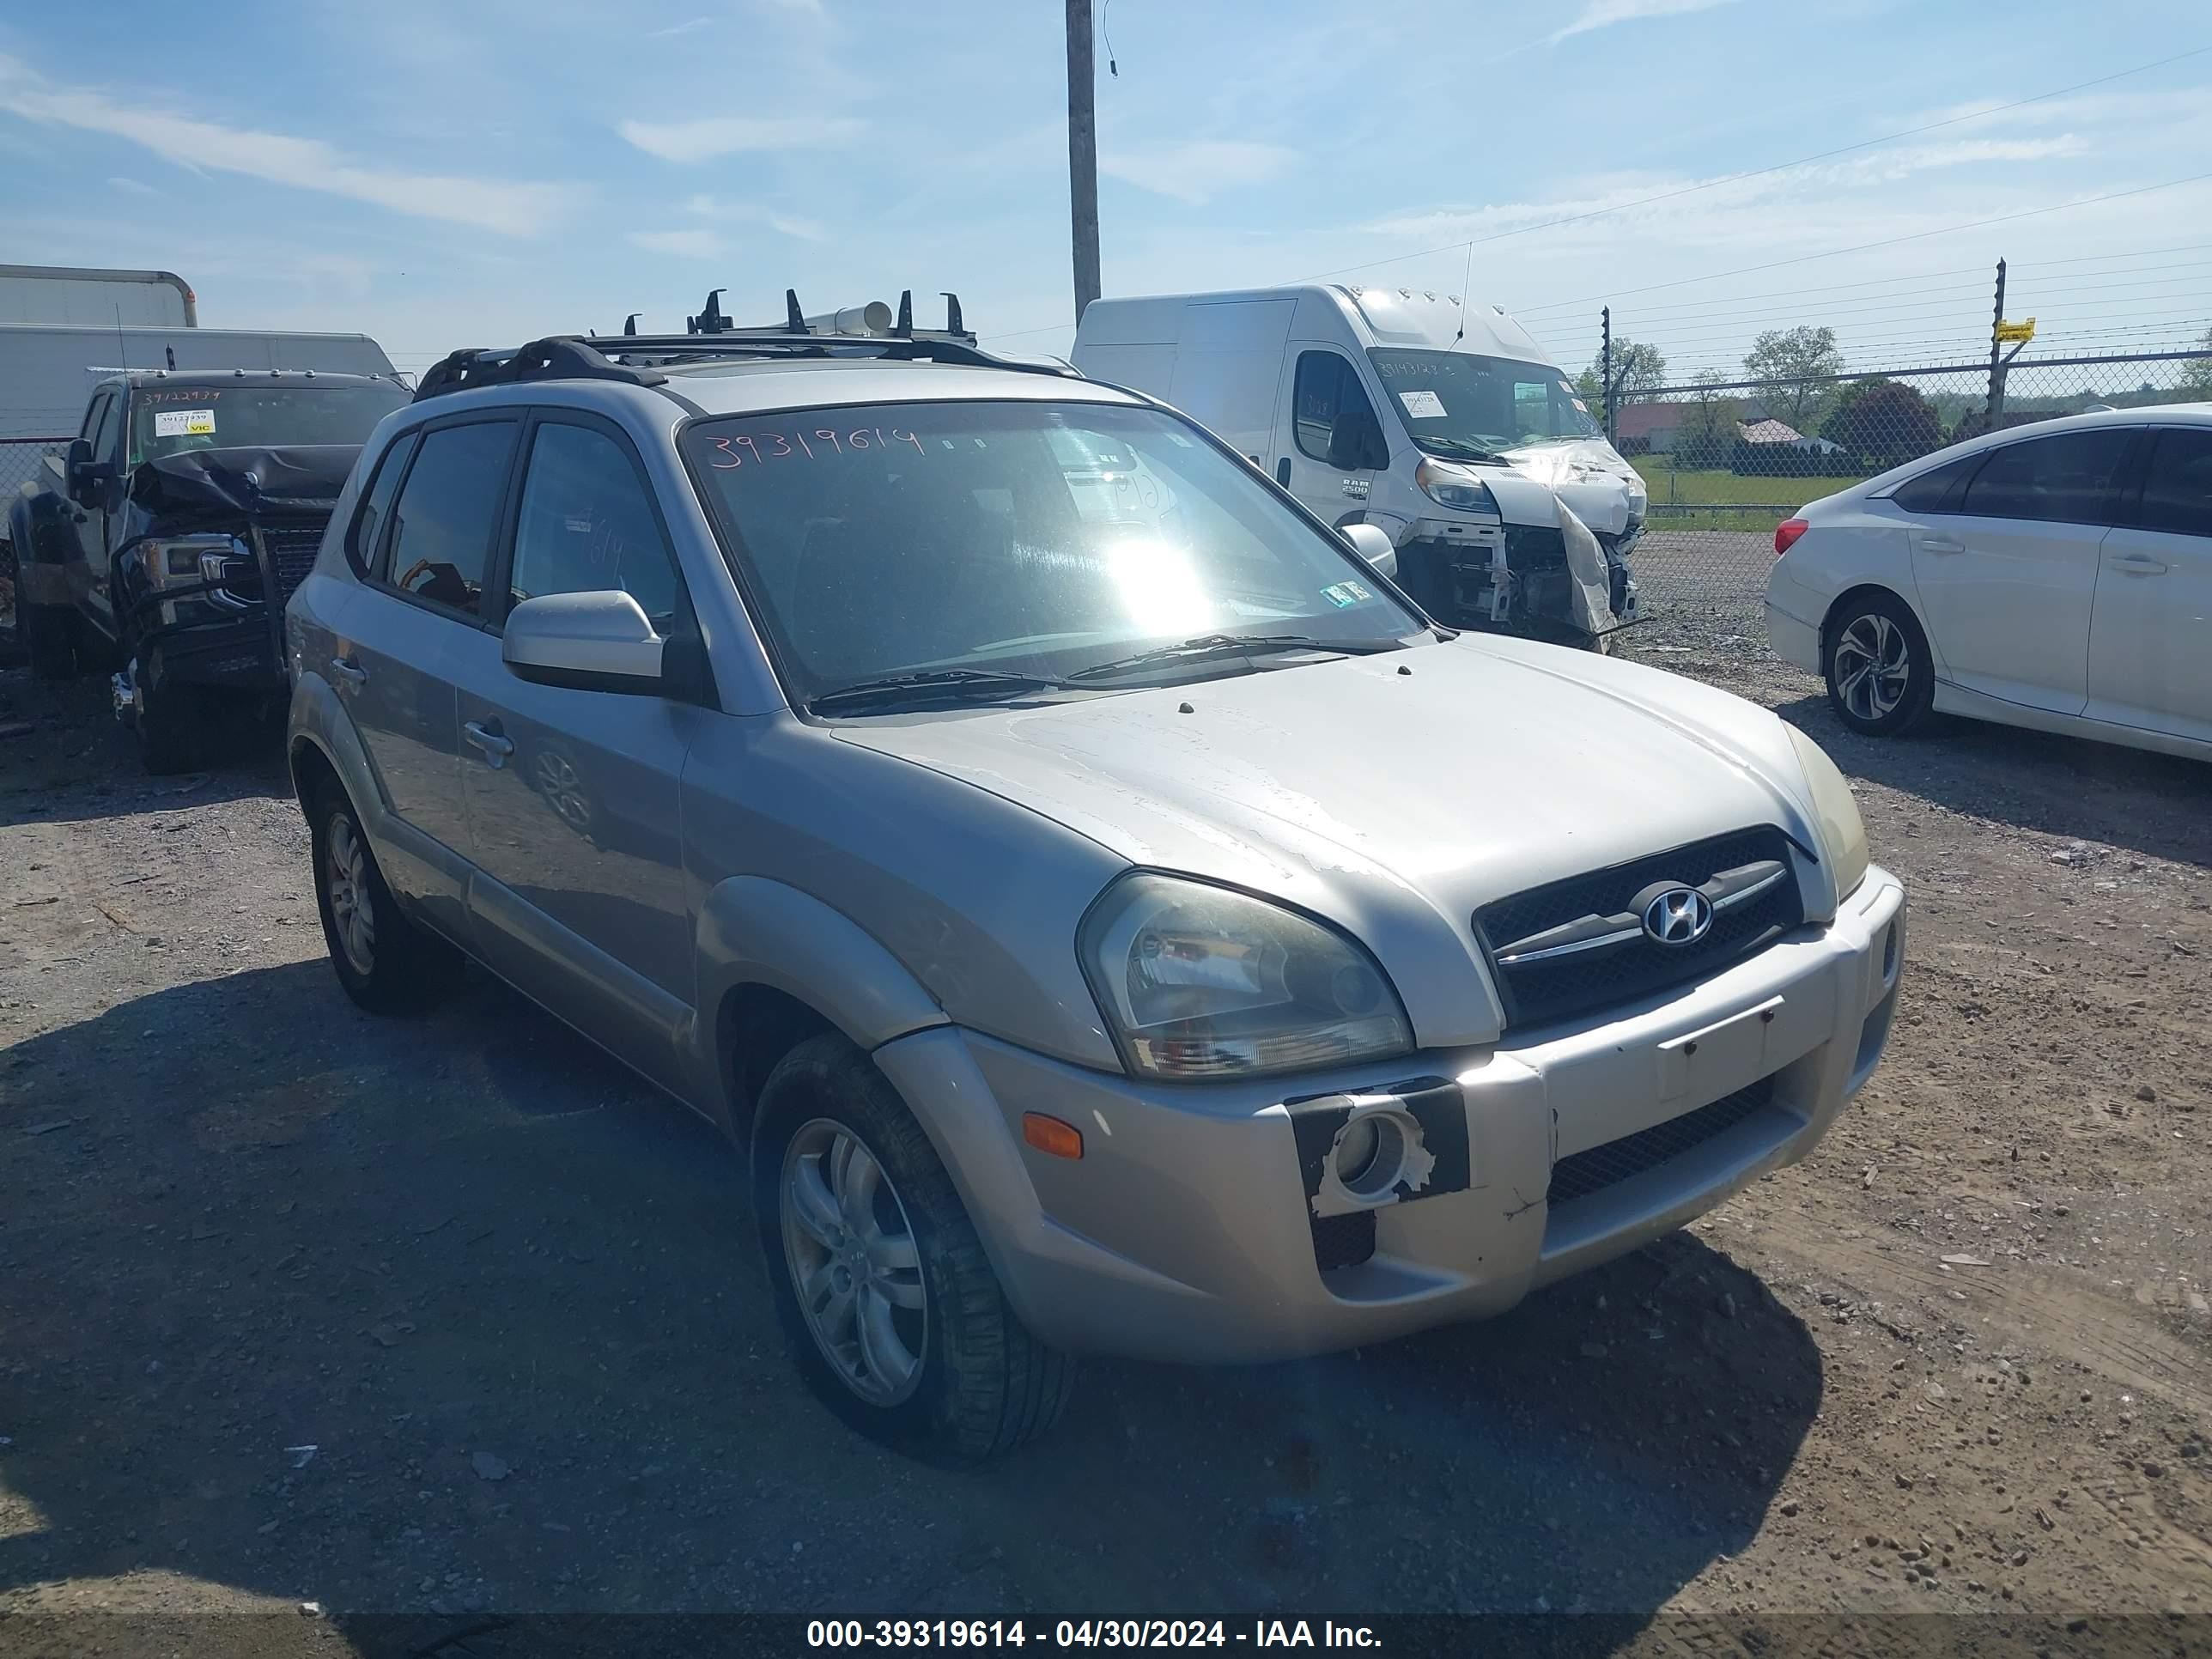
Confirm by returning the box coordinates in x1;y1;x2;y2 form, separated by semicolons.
2;629;2209;1655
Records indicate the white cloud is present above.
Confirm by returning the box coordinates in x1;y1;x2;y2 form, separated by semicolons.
627;228;726;258
0;53;568;236
106;174;155;195
1100;139;1293;205
1548;0;1739;44
617;113;863;162
649;15;714;36
681;193;826;240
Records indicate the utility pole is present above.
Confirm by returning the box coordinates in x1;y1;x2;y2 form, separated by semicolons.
1984;258;2007;424
1066;0;1101;325
1601;307;1614;444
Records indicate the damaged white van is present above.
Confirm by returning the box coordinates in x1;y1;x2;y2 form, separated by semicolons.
1071;285;1648;646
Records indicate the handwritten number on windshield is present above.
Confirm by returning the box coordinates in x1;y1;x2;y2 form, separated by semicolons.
709;428;926;469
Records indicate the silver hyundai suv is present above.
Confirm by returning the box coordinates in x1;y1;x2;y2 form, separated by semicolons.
284;312;1905;1462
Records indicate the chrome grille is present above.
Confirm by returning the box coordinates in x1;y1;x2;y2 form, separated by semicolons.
1474;827;1802;1033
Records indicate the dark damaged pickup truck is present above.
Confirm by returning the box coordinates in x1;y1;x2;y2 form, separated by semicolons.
8;368;408;772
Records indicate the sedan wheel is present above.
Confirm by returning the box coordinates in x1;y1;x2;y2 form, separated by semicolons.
1832;612;1910;723
1823;591;1933;737
780;1119;928;1407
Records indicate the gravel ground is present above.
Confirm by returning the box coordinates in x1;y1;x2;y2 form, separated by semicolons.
1;623;2209;1656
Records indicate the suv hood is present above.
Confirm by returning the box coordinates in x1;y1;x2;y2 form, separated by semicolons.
832;635;1828;1046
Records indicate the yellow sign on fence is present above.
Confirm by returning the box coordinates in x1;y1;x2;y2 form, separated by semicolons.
1995;318;2037;343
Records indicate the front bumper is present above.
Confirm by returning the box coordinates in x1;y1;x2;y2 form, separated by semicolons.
877;867;1905;1364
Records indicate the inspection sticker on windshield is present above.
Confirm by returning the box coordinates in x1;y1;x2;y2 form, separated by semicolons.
1397;390;1447;419
1321;580;1373;609
154;410;216;437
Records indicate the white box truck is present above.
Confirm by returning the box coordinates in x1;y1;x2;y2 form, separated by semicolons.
0;264;198;328
1072;284;1650;646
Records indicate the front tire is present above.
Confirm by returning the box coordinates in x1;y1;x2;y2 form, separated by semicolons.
1823;591;1933;737
309;785;461;1013
20;598;78;681
131;650;210;775
755;1034;1073;1462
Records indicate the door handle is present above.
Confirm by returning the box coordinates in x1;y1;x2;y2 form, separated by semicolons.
329;656;368;690
463;720;514;766
2109;553;2169;574
1919;537;1966;556
1276;457;1291;487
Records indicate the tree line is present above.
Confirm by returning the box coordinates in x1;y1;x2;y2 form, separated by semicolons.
1573;325;2212;475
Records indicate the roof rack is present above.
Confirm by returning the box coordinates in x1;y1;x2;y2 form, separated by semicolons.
413;290;1079;404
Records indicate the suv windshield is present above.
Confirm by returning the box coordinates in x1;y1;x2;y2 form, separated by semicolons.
1369;349;1599;454
683;400;1423;703
131;383;407;464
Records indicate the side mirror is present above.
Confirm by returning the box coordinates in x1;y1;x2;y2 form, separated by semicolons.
503;591;665;695
64;439;100;504
1340;523;1398;580
1328;410;1386;472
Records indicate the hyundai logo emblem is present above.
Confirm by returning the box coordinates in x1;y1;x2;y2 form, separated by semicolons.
1642;885;1714;947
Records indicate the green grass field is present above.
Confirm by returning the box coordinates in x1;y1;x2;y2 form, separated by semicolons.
1631;457;1864;507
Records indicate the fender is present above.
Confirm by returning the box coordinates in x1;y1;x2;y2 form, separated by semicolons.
691;874;949;1106
1480;469;1569;528
8;488;77;608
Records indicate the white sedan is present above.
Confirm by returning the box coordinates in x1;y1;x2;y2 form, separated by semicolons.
1765;404;2211;761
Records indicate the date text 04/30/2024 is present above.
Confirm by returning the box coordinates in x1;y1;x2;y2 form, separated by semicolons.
806;1620;1383;1650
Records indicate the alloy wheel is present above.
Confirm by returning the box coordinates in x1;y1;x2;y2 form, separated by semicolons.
781;1119;928;1406
1833;612;1911;722
325;815;377;976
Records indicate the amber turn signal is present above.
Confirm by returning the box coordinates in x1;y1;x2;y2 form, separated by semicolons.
1021;1112;1084;1159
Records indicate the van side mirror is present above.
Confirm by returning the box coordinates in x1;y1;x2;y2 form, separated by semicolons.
1340;523;1398;580
1328;410;1386;471
503;591;665;696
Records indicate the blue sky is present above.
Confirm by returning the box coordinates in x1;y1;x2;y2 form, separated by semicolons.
3;0;2208;386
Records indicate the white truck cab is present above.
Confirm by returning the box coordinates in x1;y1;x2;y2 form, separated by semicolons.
1073;284;1647;645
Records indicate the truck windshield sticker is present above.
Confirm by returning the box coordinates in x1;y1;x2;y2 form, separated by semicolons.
153;410;216;437
1397;390;1447;420
1321;580;1373;608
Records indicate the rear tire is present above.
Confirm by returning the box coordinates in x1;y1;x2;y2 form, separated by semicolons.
308;783;462;1013
754;1034;1073;1462
1823;590;1933;737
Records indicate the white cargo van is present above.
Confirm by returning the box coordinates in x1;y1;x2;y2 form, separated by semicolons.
1072;284;1648;644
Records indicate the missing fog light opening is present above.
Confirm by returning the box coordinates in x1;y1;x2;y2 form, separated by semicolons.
1311;1104;1435;1218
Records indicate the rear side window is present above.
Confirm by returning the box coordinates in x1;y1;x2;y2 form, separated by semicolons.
91;394;124;466
1889;452;1979;514
1292;352;1381;465
2135;428;2212;538
1960;429;2133;527
381;421;519;618
348;431;418;575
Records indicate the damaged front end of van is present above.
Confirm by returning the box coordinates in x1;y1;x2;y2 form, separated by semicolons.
1382;465;1635;649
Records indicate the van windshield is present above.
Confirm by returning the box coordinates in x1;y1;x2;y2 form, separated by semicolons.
683;399;1423;706
1368;349;1600;456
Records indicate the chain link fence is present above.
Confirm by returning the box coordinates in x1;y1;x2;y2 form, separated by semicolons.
1607;349;2211;661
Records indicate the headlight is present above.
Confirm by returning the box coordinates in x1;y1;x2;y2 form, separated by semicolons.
145;535;254;609
1415;458;1498;515
1079;875;1414;1080
1786;726;1869;902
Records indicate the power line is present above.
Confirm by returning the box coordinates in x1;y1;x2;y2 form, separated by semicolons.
1287;46;2212;287
1499;171;2212;318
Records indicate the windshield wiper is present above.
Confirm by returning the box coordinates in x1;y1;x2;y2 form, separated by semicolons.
1417;436;1510;464
1068;633;1401;683
806;668;1073;714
